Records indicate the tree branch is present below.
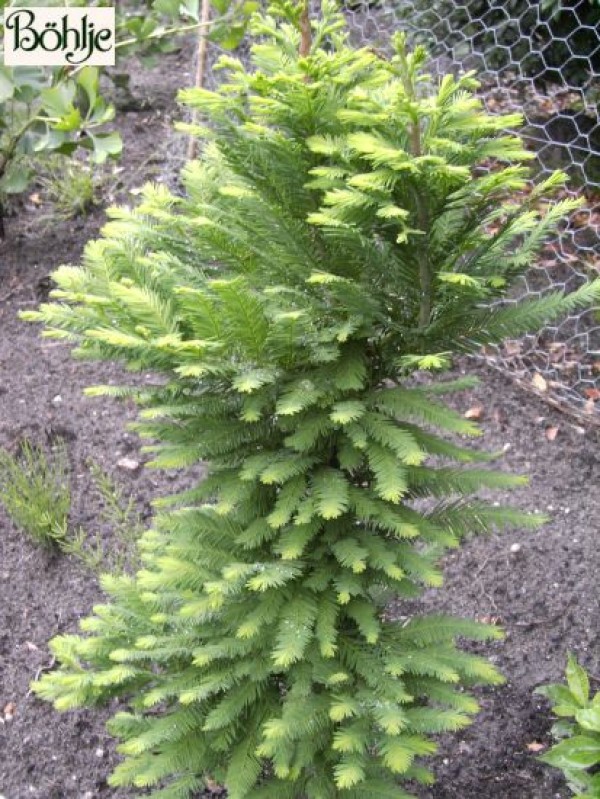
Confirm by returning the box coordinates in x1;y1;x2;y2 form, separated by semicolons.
416;205;431;328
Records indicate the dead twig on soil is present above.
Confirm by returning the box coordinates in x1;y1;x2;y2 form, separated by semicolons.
0;278;21;304
472;553;494;581
0;288;18;304
514;615;562;627
27;656;56;695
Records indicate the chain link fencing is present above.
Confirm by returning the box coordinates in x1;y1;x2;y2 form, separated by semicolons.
341;0;600;421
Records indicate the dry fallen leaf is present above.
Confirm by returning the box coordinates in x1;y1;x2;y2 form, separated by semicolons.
584;398;596;414
526;741;546;753
545;426;559;442
504;340;522;357
478;615;502;625
3;702;16;721
464;404;484;420
584;388;600;401
532;373;548;392
28;193;42;206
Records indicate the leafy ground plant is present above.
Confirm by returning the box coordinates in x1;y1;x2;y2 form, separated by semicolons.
0;63;120;197
0;439;70;548
24;1;600;797
0;0;256;233
536;655;600;798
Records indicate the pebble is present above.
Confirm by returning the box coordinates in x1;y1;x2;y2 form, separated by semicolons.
117;457;140;473
52;394;62;405
509;543;522;554
95;747;104;758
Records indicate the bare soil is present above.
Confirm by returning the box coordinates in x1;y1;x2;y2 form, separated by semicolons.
1;43;599;799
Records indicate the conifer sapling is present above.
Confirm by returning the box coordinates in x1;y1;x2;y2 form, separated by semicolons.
24;2;600;797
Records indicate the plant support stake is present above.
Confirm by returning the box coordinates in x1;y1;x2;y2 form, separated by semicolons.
187;0;212;161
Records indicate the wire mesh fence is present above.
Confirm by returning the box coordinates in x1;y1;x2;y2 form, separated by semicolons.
341;0;600;420
200;1;600;419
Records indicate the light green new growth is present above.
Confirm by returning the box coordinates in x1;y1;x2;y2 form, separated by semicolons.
24;2;600;797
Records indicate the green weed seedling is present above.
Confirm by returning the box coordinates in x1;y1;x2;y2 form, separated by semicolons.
37;156;98;222
536;655;600;798
0;439;70;549
62;461;145;574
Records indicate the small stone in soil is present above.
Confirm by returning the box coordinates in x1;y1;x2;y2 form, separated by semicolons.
117;456;141;473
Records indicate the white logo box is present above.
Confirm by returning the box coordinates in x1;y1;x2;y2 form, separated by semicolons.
3;7;115;66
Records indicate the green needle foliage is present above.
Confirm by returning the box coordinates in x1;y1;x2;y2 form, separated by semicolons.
24;2;600;797
0;439;70;548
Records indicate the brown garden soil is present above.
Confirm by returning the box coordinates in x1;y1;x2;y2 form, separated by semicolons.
1;41;599;799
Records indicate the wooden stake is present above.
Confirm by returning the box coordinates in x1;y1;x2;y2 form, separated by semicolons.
187;0;212;161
